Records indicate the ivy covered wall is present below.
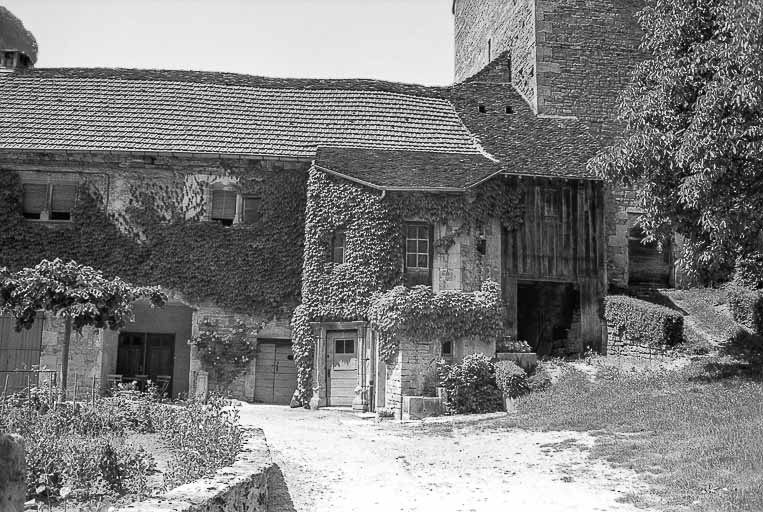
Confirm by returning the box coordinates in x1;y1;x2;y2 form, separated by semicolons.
0;151;308;398
0;152;308;317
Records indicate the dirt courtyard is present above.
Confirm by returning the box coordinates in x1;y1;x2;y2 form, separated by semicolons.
239;404;654;512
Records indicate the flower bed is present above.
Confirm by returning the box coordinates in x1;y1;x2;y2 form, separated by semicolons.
0;385;243;510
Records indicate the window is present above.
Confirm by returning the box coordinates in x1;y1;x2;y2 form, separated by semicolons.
332;229;346;264
441;341;452;356
22;183;76;221
405;223;432;286
210;189;236;226
242;195;261;225
478;104;487;113
334;338;355;354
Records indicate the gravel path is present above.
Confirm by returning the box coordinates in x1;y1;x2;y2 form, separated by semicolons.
239;404;654;512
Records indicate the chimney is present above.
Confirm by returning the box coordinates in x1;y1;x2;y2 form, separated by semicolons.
0;6;38;71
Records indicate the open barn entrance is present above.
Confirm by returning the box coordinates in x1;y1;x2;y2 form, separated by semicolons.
516;282;579;357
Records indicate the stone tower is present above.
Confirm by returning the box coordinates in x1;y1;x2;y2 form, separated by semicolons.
453;0;675;290
453;0;644;139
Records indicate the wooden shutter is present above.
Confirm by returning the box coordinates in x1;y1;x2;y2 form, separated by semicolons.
211;190;236;220
22;184;47;215
50;184;76;213
242;196;261;224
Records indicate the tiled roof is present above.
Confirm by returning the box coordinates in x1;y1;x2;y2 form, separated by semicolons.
0;7;37;62
0;68;482;158
314;148;500;190
452;54;601;180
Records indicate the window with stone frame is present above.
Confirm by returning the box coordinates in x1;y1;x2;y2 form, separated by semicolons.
332;229;346;264
210;189;237;226
22;182;77;222
404;222;433;286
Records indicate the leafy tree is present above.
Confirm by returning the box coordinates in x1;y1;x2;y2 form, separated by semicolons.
0;259;166;398
590;0;763;280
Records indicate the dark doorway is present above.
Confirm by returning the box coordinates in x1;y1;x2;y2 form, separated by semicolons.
628;224;672;287
516;282;579;356
117;332;175;393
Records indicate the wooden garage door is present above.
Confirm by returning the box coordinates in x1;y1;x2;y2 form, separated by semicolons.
0;315;43;392
254;341;297;404
328;330;358;407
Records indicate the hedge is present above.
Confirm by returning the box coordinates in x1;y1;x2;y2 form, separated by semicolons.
604;295;683;346
727;286;763;333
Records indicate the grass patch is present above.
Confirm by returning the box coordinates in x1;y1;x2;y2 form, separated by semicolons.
513;363;763;511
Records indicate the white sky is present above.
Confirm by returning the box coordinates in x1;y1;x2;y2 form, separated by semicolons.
2;0;456;86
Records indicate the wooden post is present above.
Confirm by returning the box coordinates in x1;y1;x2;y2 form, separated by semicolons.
73;373;78;403
1;375;7;417
91;375;96;407
59;317;73;401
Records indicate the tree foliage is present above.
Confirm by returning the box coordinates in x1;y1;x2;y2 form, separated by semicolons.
590;0;763;278
0;259;166;332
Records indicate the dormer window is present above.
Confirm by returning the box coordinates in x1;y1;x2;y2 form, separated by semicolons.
210;189;236;226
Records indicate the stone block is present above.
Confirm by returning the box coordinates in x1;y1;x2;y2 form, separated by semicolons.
0;434;25;512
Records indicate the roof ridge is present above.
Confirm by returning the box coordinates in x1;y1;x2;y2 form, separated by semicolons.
11;67;450;98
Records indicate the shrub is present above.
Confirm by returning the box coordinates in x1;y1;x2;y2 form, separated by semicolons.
733;254;763;289
604;295;684;346
727;285;763;333
527;366;553;392
439;353;502;415
494;360;529;398
376;407;395;418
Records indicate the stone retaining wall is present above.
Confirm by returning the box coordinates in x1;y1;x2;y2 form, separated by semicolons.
116;429;274;512
607;324;669;360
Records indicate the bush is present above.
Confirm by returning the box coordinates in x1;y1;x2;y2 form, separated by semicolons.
727;285;763;333
494;360;529;398
733;254;763;289
439;353;502;415
527;366;553;392
604;295;684;346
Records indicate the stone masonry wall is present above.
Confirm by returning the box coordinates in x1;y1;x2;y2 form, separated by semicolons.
384;335;495;418
607;323;669;359
433;217;501;293
39;316;103;398
454;0;538;108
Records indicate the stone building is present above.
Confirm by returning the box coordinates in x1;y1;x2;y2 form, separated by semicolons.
0;3;667;408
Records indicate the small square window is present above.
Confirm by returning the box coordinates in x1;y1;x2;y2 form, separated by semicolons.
334;339;355;354
441;341;452;356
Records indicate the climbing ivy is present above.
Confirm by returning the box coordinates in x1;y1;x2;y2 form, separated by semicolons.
0;166;306;316
290;168;523;405
368;280;503;363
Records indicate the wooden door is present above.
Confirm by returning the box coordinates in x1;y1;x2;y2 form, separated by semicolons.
0;315;43;392
146;333;174;390
254;341;297;404
328;331;358;406
117;332;146;378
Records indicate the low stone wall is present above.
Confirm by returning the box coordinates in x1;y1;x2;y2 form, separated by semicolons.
117;429;274;512
607;324;669;359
